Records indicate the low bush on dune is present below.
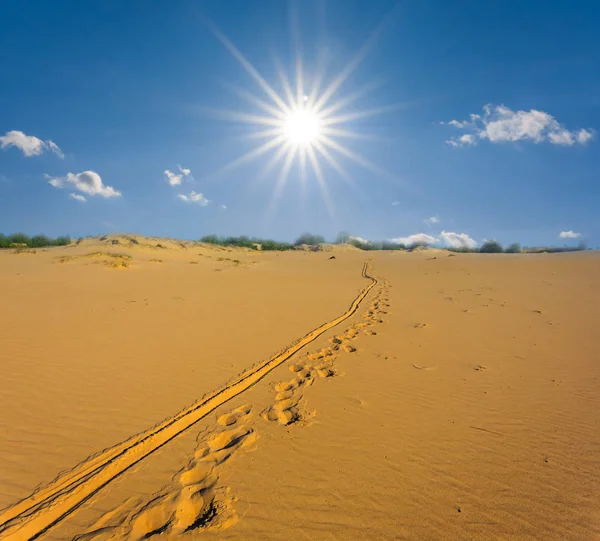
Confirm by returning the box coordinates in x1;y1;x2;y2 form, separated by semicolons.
294;233;326;246
524;243;587;253
199;235;293;251
479;240;504;253
261;240;293;251
505;242;521;253
0;233;71;249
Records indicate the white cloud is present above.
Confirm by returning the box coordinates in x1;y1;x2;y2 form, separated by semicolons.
0;130;64;158
349;235;369;244
46;171;121;198
577;129;594;144
47;177;63;188
164;165;193;186
177;191;210;206
440;231;477;249
69;193;87;202
391;201;400;206
425;216;440;225
220;204;227;210
559;230;581;239
390;233;438;245
445;105;594;147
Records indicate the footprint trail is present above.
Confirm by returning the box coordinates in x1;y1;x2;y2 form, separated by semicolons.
0;261;379;541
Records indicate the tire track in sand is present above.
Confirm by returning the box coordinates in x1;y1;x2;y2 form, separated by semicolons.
0;260;377;541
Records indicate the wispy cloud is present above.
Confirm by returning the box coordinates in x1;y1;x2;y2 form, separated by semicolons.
220;204;227;211
177;191;210;206
440;231;477;249
69;193;87;202
559;230;581;239
164;165;193;186
391;201;400;206
46;171;121;198
425;216;439;225
0;130;64;158
444;105;594;148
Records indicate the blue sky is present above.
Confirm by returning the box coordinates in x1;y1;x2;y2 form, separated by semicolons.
1;0;598;247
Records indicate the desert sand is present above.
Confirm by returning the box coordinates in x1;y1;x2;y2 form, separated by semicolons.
0;236;599;540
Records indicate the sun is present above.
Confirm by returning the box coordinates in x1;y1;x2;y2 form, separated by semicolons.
203;17;398;216
283;105;322;147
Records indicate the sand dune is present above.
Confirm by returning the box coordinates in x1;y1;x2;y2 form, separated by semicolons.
1;240;599;540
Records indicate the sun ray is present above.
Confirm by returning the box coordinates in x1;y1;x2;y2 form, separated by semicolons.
207;22;291;114
204;135;287;182
202;6;403;210
274;56;296;110
204;108;283;128
316;79;385;117
260;141;291;179
320;126;381;141
241;127;285;141
222;82;287;120
266;145;297;218
313;140;353;184
309;1;329;104
299;146;307;189
319;135;397;182
307;145;335;218
289;4;305;105
312;3;400;112
320;104;403;127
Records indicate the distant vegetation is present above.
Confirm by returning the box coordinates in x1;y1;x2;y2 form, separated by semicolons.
198;232;589;254
0;233;71;249
199;235;292;251
1;231;588;254
448;240;587;254
294;233;326;246
479;240;504;253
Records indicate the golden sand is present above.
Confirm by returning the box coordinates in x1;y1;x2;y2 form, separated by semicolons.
1;237;598;540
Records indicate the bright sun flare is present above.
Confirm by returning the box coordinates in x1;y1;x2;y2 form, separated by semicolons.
283;106;322;146
204;18;397;216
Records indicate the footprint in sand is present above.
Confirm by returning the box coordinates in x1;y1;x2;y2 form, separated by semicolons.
82;405;256;540
412;363;436;371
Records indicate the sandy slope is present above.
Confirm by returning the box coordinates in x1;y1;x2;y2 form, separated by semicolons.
1;242;599;540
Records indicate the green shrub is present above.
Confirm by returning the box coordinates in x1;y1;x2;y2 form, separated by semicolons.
200;234;220;244
260;240;292;251
479;240;504;253
0;233;71;248
505;242;521;253
294;233;325;246
30;234;52;247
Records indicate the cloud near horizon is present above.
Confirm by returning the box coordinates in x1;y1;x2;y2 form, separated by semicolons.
164;165;193;186
0;130;64;158
444;105;594;148
389;230;477;248
390;233;437;245
46;171;121;198
439;230;477;249
559;230;582;239
177;191;210;206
